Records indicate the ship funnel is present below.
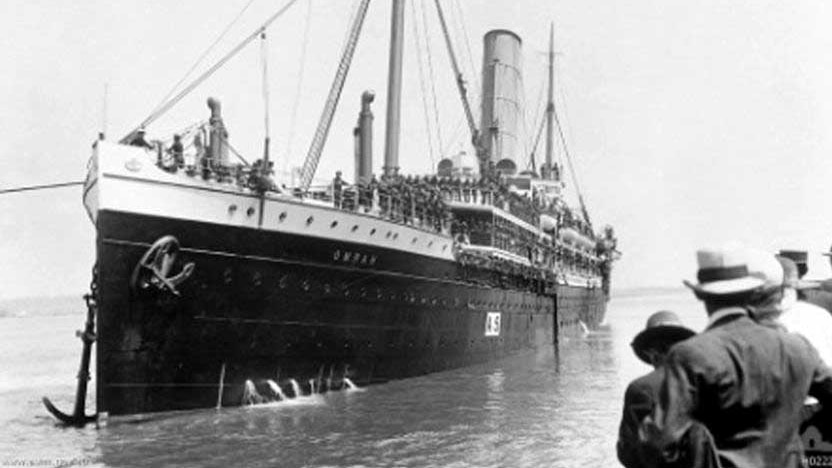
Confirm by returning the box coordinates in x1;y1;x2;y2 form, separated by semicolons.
479;30;523;168
354;91;375;183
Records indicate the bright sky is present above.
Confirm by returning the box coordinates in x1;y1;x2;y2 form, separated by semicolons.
3;0;832;300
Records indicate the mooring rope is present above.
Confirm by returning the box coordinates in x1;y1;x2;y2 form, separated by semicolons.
0;181;85;195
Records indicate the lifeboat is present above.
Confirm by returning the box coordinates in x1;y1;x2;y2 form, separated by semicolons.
559;227;595;251
540;214;557;233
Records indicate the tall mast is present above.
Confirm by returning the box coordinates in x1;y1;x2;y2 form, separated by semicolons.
383;0;406;177
545;22;555;178
434;0;484;172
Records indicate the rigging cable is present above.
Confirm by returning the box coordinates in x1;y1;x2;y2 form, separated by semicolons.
528;108;547;171
526;63;548;158
552;73;591;227
284;0;313;175
339;0;363;55
0;181;84;196
224;139;252;166
410;0;436;166
518;56;530;168
451;0;479;104
122;0;301;143
147;0;260;120
432;0;483;165
441;116;466;157
420;0;445;156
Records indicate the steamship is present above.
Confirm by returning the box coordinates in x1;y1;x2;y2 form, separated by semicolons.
79;1;618;416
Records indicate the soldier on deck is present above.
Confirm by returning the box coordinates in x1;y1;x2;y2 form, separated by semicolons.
129;127;153;150
390;182;401;221
332;171;344;209
402;182;413;223
378;175;390;217
168;134;184;169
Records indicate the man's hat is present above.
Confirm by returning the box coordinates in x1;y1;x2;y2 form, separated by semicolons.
823;243;832;257
779;250;807;266
683;245;767;296
776;256;819;291
631;311;695;364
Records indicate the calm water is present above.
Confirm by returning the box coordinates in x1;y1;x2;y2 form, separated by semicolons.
0;290;707;467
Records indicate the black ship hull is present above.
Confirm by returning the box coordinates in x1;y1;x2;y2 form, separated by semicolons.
95;209;607;416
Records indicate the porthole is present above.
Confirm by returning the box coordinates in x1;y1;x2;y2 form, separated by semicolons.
331;221;338;228
370;228;377;235
352;225;359;232
306;216;314;225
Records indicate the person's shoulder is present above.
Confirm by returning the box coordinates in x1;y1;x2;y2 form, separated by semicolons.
631;368;662;386
665;331;728;374
667;331;709;357
625;369;662;399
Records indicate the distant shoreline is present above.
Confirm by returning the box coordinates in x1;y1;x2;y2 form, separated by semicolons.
0;294;85;318
611;286;687;299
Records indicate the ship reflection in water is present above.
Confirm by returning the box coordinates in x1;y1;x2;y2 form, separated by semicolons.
0;290;703;467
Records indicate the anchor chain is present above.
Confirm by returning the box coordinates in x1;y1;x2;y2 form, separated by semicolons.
76;265;99;379
42;263;100;427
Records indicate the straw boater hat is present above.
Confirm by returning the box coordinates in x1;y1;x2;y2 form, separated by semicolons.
631;311;695;364
683;246;768;296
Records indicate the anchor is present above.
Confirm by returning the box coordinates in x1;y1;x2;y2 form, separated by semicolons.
42;292;99;427
130;235;195;297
